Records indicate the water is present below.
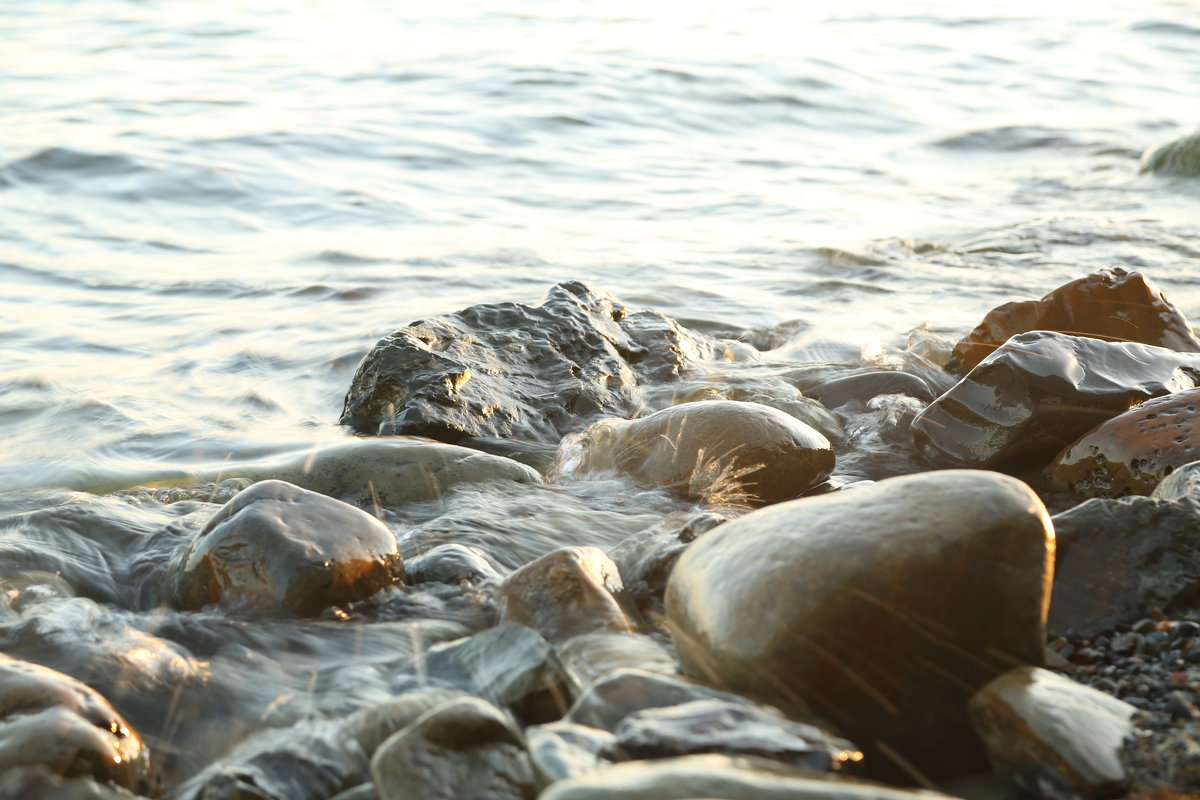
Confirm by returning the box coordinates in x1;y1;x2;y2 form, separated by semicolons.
2;0;1200;790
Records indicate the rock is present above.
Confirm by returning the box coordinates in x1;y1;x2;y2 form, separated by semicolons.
554;401;834;506
969;667;1136;799
1152;459;1200;507
422;624;579;725
1141;132;1200;177
565;668;760;733
538;753;962;800
345;689;468;757
1048;496;1200;637
340;281;712;443
911;331;1200;471
613;699;862;772
0;654;156;795
370;697;535;800
0;767;145;800
806;371;935;408
405;543;504;586
1122;719;1200;795
555;631;677;687
327;785;377;800
953;269;1200;372
526;721;616;788
171;480;404;616
496;547;642;641
1050;387;1200;498
666;470;1054;777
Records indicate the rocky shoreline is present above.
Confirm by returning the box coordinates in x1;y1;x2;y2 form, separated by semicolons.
1;268;1199;799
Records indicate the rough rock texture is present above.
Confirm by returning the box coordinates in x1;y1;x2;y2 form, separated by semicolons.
1048;496;1200;638
912;331;1200;471
565;668;761;733
370;697;535;800
171;480;404;617
1050;386;1200;498
496;547;642;641
1142;132;1200;177
554;400;834;505
953;268;1200;372
0;654;157;796
666;470;1054;778
538;753;962;800
969;667;1136;799
613;699;863;772
340;281;712;443
806;371;934;408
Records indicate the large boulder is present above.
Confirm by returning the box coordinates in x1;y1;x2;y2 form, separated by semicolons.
0;654;157;795
554;400;834;506
340;282;712;444
953;269;1200;372
666;470;1054;777
171;480;404;616
911;331;1200;472
1141;132;1200;177
1049;386;1200;498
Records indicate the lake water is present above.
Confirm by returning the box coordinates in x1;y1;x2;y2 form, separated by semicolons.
1;0;1199;789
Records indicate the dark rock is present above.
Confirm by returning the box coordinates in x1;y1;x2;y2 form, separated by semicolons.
1048;496;1200;638
806;371;934;408
606;513;713;618
171;480;404;617
422;624;578;725
0;654;157;796
405;543;504;586
565;668;759;733
370;697;535;800
953;268;1200;372
613;699;862;772
340;281;712;443
1050;387;1200;497
1141;132;1200;177
666;470;1054;778
553;400;834;506
912;331;1200;471
526;721;616;788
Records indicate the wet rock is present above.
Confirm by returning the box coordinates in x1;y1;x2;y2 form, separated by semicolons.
1152;459;1200;508
912;331;1200;471
422;623;578;725
806;371;934;408
171;480;404;616
405;543;504;586
613;699;862;772
370;696;535;800
1050;387;1200;498
496;546;642;641
969;667;1136;799
345;689;469;757
340;281;712;443
526;721;616;787
554;400;834;506
666;470;1054;777
0;654;156;795
1048;496;1200;638
0;767;145;800
327;785;376;800
174;720;368;800
555;631;676;687
606;512;723;618
953;269;1200;372
1141;132;1200;177
564;668;759;733
538;753;962;800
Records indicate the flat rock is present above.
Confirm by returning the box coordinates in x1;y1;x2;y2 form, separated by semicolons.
1050;386;1200;497
564;668;761;733
969;667;1136;799
340;281;712;443
0;654;156;795
554;400;834;506
953;269;1200;372
912;331;1200;471
1141;132;1200;177
666;470;1054;777
370;697;535;800
497;546;642;641
171;479;404;616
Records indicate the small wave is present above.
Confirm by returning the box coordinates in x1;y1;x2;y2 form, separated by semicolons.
932;126;1078;152
1131;20;1200;37
0;147;146;186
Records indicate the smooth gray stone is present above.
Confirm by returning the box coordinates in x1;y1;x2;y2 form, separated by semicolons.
807;371;933;408
405;543;504;586
527;721;616;788
565;668;758;733
555;631;676;688
345;689;468;757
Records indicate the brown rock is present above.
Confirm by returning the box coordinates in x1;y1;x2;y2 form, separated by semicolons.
1050;387;1200;497
954;268;1200;372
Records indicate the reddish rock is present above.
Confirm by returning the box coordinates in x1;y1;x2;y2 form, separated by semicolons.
1050;387;1200;497
954;268;1200;372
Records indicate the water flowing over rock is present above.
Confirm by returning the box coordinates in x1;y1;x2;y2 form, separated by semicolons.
665;470;1054;778
554;400;834;506
806;371;934;408
0;767;146;800
953;268;1200;372
340;281;712;444
405;543;505;586
0;654;157;796
565;668;760;733
526;722;616;788
969;667;1136;799
170;480;404;616
1142;132;1200;177
1050;386;1200;498
912;331;1200;472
